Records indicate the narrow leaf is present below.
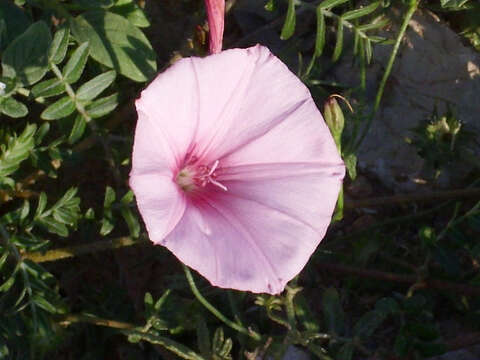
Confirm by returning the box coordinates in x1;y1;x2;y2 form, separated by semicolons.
68;114;87;144
49;26;70;64
0;97;28;118
332;20;344;62
314;8;326;57
280;0;296;40
364;38;373;64
76;70;116;101
41;96;75;120
318;0;349;10
341;2;380;21
357;17;389;32
86;93;118;118
62;42;89;84
31;78;65;98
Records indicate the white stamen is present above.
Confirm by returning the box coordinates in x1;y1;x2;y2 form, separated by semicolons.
208;160;219;176
206;160;227;191
209;178;228;191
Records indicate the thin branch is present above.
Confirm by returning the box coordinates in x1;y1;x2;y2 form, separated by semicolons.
316;262;480;296
23;236;149;263
345;188;480;209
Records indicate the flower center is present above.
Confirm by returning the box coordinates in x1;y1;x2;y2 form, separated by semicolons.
176;159;227;193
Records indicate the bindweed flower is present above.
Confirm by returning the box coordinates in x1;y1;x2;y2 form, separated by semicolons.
130;45;345;294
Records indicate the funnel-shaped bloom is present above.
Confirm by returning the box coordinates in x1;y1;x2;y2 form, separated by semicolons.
130;45;345;294
205;0;225;54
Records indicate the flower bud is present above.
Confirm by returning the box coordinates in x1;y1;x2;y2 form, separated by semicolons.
323;96;344;151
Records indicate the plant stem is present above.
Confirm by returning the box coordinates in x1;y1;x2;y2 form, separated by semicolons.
57;313;137;329
355;0;420;150
183;265;262;341
23;236;149;263
315;262;480;296
58;314;205;360
123;330;206;360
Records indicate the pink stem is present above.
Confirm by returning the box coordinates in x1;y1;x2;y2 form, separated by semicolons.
204;0;225;54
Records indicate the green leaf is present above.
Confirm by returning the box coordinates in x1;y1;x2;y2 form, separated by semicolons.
112;0;150;28
74;0;114;9
35;123;50;145
332;19;344;62
49;26;70;64
35;192;48;217
357;17;389;32
0;97;28;118
62;42;89;84
120;207;140;238
2;21;52;86
38;217;69;237
69;114;87;144
31;78;66;98
318;0;349;10
100;186;116;236
364;38;373;64
264;0;275;11
0;275;15;292
76;70;116;101
86;93;118;118
280;0;296;40
0;123;36;178
341;1;380;21
0;0;31;48
322;288;345;335
314;8;326;57
104;186;116;207
41;96;76;120
71;10;156;82
344;153;357;180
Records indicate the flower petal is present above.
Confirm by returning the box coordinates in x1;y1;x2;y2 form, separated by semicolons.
163;201;289;294
130;173;186;242
216;161;344;230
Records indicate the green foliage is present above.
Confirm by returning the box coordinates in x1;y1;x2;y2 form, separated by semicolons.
2;21;51;86
280;0;389;65
71;10;157;81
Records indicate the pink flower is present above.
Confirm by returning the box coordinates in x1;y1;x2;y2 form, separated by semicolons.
130;45;344;294
204;0;225;54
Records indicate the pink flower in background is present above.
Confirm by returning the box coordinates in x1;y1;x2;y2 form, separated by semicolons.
130;45;345;294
